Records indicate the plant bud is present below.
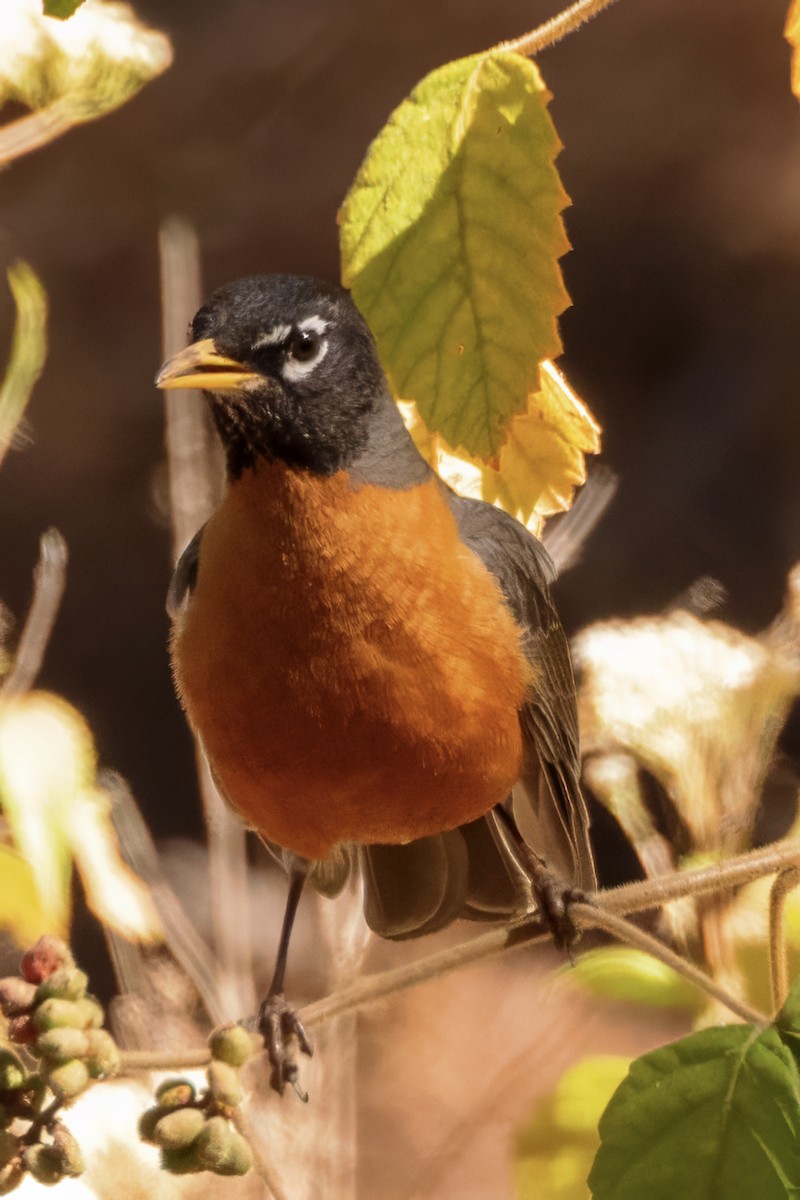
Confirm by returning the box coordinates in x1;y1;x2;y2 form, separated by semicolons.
35;968;88;1005
32;999;84;1033
0;979;36;1017
35;1028;90;1064
0;1131;18;1170
7;1016;36;1047
22;1144;63;1186
51;1122;85;1177
73;997;104;1031
84;1030;120;1078
20;937;73;986
43;1058;89;1101
159;1144;203;1175
208;1023;258;1068
0;1050;25;1092
155;1078;195;1109
138;1106;166;1145
206;1060;243;1108
153;1108;205;1151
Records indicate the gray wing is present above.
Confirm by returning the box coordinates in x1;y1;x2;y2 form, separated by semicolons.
449;493;596;892
167;527;204;620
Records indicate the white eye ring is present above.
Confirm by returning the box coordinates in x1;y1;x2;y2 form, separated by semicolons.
281;316;329;382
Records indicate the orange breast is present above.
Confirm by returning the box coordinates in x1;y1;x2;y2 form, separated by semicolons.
171;462;528;859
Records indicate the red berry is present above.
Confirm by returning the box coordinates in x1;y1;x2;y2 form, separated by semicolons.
7;1015;37;1046
20;937;73;985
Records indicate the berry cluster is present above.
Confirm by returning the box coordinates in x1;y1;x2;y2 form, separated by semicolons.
0;935;119;1191
139;1024;258;1177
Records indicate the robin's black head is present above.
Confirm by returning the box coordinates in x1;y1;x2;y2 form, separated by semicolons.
156;275;389;478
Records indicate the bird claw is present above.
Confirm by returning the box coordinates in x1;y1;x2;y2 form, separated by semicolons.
258;993;313;1100
533;875;590;960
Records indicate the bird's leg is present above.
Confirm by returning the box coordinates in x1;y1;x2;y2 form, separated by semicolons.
257;857;313;1099
492;804;589;957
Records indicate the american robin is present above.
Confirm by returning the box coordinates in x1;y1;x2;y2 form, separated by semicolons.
156;274;595;1097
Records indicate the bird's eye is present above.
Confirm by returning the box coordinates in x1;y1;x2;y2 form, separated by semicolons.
286;329;322;363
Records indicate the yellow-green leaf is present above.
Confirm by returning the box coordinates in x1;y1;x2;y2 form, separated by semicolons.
0;262;47;467
340;50;570;458
43;0;86;18
515;1056;630;1200
786;0;800;98
399;359;599;534
0;843;54;945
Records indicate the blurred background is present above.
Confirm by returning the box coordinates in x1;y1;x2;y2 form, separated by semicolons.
0;1;798;1194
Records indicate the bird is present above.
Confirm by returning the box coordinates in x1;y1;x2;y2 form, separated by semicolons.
156;273;596;1098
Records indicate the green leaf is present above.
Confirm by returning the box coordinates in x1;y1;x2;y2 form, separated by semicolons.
589;1025;800;1199
0;262;47;467
515;1056;630;1200
568;947;701;1011
340;50;569;458
43;0;86;18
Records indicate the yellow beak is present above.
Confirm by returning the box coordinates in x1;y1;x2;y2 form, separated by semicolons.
155;338;261;391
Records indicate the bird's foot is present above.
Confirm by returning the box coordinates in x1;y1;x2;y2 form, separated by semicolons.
532;873;591;961
257;993;313;1100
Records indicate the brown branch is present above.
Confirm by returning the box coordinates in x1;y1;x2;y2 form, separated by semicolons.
118;837;800;1075
769;867;800;1012
495;0;623;58
3;529;67;696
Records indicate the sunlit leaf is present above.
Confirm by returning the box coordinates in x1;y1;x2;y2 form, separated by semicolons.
340;50;570;458
0;261;47;467
0;843;53;945
68;785;160;941
786;0;800;98
590;1025;800;1199
0;691;160;942
399;360;599;535
515;1056;630;1200
0;0;172;163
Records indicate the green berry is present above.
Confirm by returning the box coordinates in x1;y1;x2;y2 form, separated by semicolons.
0;1050;26;1092
159;1144;203;1175
51;1122;84;1177
138;1106;167;1145
73;997;104;1030
32;998;84;1033
195;1117;253;1176
206;1060;243;1107
0;1132;18;1170
35;1027;90;1064
35;968;88;1005
153;1108;205;1151
154;1078;195;1109
42;1057;89;1101
208;1023;258;1068
84;1030;120;1078
22;1144;63;1186
0;978;36;1016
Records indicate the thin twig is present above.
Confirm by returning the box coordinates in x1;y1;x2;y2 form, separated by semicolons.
117;837;800;1074
3;530;67;696
769;867;800;1012
570;903;769;1027
159;217;255;1021
495;0;623;57
0;103;75;167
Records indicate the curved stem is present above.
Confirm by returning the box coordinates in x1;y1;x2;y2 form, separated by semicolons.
118;838;800;1074
3;530;67;697
769;866;800;1012
495;0;623;58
